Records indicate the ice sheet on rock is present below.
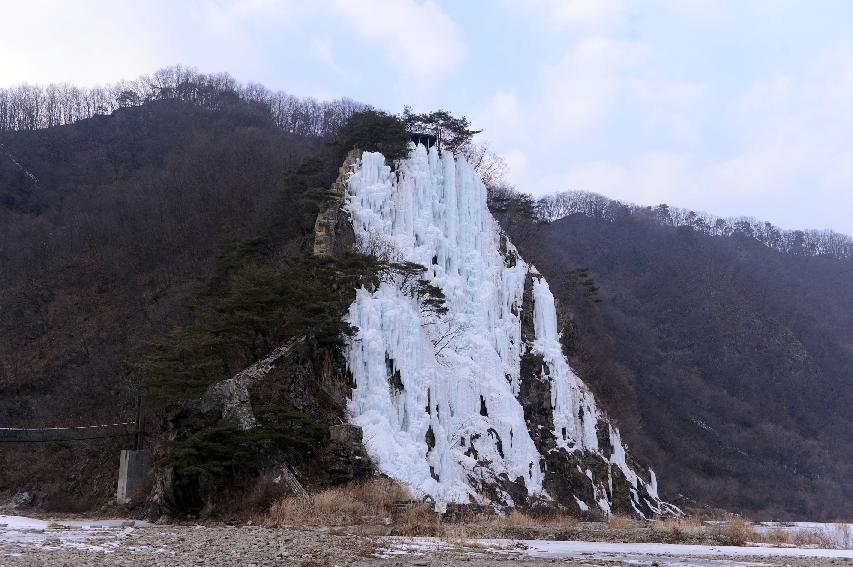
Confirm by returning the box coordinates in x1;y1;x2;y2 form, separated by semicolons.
343;143;659;512
530;276;599;452
345;145;539;503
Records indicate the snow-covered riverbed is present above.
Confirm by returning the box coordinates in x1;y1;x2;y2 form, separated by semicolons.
0;515;151;553
4;514;851;566
381;533;853;566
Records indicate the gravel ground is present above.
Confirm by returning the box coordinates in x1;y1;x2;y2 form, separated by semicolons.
1;523;852;566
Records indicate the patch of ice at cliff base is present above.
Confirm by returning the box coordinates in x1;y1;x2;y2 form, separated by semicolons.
343;144;661;513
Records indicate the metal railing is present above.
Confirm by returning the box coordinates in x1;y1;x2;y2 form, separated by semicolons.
0;422;137;442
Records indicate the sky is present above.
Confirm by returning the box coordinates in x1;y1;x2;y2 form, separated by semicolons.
2;0;852;234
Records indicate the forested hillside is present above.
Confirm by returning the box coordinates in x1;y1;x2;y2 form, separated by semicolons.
2;69;851;520
492;192;853;520
0;82;339;509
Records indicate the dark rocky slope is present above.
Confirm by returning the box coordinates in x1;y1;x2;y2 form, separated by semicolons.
494;206;853;520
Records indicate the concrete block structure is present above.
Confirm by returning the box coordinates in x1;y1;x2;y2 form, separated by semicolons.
116;449;151;504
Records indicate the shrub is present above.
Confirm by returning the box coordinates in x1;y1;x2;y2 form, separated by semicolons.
649;516;705;543
709;516;756;546
830;523;852;549
607;513;646;529
265;477;412;527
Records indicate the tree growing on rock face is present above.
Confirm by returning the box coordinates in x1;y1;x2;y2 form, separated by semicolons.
332;109;409;163
402;107;481;154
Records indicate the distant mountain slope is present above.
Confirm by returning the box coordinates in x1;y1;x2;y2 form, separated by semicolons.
494;204;853;519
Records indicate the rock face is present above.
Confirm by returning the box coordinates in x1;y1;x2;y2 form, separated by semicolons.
314;149;360;257
0;491;34;511
342;145;673;516
148;337;372;518
197;337;307;431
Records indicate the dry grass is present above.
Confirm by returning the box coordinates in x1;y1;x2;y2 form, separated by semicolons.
46;521;69;530
708;516;755;546
830;523;853;549
265;479;851;550
760;527;794;545
482;509;578;532
607;513;646;529
445;508;579;539
649;515;706;543
264;478;581;540
501;509;579;529
388;505;579;538
756;523;852;549
392;502;442;536
648;514;758;545
649;516;853;549
264;477;412;527
789;529;834;548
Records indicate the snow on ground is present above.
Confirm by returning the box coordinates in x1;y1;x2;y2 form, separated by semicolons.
519;538;853;559
0;515;153;554
379;535;853;565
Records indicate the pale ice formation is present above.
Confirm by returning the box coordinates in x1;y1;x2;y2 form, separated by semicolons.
343;143;664;514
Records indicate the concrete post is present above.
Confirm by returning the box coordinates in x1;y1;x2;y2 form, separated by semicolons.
117;449;152;504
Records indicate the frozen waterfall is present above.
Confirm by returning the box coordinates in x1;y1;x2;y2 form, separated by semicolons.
343;144;663;514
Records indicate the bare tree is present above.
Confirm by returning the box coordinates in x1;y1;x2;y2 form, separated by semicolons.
535;190;853;261
461;142;508;187
0;66;367;139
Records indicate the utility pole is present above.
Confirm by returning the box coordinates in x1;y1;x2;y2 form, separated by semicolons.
134;395;143;451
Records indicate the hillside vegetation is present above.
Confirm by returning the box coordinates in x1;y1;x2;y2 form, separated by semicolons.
0;83;338;509
492;190;853;519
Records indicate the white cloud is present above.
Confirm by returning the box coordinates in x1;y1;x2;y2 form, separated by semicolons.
556;151;689;204
537;0;628;29
200;0;291;32
502;149;530;187
548;127;852;230
311;39;335;65
474;89;523;147
631;79;706;141
487;90;521;126
504;19;853;233
661;0;725;20
329;0;464;84
631;80;706;108
541;36;648;138
0;1;168;86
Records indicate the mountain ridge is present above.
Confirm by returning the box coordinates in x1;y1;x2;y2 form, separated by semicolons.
492;197;853;519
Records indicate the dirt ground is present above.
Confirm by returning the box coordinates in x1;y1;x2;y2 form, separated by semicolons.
1;523;851;567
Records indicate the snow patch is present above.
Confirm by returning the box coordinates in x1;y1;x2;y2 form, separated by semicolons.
380;535;853;563
0;515;153;554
